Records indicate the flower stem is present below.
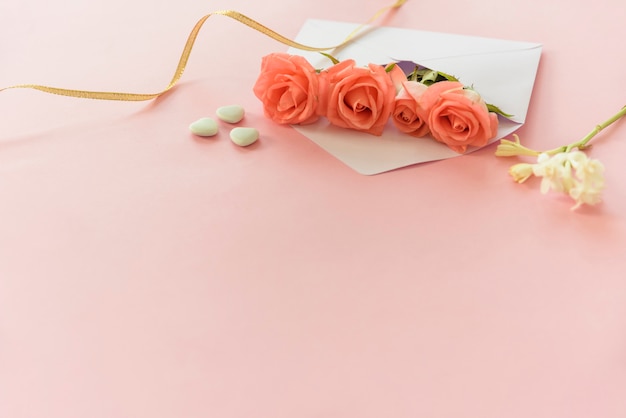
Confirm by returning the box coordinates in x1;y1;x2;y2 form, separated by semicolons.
542;105;626;155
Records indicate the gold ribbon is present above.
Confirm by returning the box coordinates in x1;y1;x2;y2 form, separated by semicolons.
0;1;406;102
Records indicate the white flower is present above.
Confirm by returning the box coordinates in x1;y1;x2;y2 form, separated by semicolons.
495;134;541;157
508;162;534;183
567;152;605;209
533;152;574;194
507;151;605;209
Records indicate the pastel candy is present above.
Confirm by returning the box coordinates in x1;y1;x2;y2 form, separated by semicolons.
230;127;259;147
216;105;245;123
189;117;218;136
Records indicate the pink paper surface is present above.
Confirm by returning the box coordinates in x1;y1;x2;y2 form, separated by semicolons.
1;1;625;418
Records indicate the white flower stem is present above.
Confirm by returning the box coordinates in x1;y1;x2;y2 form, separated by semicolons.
543;105;626;155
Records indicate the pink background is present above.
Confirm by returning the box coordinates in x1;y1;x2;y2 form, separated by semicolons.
1;1;625;417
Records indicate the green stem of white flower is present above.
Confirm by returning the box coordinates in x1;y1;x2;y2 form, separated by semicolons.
542;105;626;155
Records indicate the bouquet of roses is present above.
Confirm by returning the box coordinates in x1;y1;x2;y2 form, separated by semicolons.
253;52;506;154
3;0;622;210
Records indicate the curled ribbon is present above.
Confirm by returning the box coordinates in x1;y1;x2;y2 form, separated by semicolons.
0;1;406;102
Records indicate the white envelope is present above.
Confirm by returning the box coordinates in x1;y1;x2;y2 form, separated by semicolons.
287;19;542;175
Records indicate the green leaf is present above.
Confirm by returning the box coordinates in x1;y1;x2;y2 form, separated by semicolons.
319;52;340;65
420;70;439;86
487;103;513;118
436;70;459;82
407;66;419;81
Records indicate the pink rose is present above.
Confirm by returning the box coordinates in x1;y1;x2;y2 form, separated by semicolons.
387;63;408;93
391;80;430;137
253;53;320;125
419;81;498;153
323;60;395;136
